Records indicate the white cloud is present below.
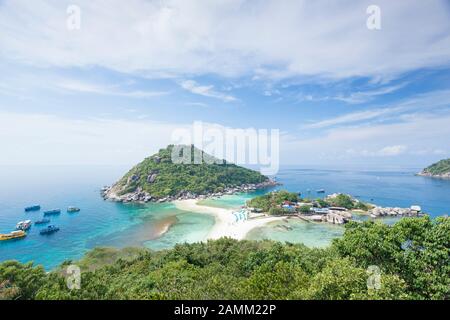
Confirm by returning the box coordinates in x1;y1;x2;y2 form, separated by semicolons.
298;83;408;104
179;80;236;102
0;111;180;165
184;102;209;108
305;108;399;129
57;80;169;98
344;145;408;158
333;83;408;104
304;89;450;129
0;112;277;167
377;145;408;156
282;113;450;165
1;0;449;81
1;109;449;168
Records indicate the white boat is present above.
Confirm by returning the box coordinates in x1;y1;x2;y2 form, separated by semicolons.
16;220;32;231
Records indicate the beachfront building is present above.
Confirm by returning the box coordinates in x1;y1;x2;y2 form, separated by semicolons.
311;208;330;214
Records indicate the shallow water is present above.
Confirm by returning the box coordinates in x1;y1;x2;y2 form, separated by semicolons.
246;218;345;247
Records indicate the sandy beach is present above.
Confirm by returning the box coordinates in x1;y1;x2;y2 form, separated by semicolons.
173;199;285;240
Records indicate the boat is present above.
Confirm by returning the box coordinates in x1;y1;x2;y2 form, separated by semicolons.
25;205;41;212
0;230;27;241
43;209;61;216
40;225;60;235
316;189;325;193
67;206;80;213
16;220;32;231
35;218;51;225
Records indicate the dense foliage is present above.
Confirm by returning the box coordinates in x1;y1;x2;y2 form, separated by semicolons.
421;158;450;176
325;194;371;210
1;216;448;300
246;190;300;213
115;145;269;197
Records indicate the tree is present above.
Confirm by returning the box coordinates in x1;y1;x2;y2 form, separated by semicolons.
298;205;311;214
0;261;46;300
243;261;309;299
334;216;450;299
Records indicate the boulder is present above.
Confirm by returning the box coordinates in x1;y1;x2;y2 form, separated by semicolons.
127;174;140;184
325;212;345;224
147;173;158;183
153;156;161;164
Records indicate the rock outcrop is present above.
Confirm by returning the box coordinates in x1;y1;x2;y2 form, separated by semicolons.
369;206;422;217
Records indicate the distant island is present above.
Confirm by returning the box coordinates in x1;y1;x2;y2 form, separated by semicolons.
102;145;278;203
417;158;450;179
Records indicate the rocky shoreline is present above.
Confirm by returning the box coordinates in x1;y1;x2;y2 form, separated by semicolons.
416;172;450;179
101;179;280;204
301;205;423;225
368;205;423;217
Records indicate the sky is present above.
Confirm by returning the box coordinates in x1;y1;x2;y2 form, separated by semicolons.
1;0;450;169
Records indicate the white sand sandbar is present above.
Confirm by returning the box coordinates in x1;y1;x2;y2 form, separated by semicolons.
173;199;285;240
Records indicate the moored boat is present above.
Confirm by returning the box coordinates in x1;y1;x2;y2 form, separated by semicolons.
67;206;80;213
25;205;41;212
40;225;60;235
43;209;61;216
316;189;325;193
16;220;32;231
0;230;27;241
35;218;51;225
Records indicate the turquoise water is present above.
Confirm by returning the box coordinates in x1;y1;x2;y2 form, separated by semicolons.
247;219;345;247
1;165;449;269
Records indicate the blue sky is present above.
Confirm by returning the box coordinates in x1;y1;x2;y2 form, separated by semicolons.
1;0;450;168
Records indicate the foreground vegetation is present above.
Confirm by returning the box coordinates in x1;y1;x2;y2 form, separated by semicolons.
113;145;270;198
1;216;448;300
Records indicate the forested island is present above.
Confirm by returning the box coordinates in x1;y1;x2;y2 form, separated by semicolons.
418;158;450;179
102;145;277;203
1;216;448;300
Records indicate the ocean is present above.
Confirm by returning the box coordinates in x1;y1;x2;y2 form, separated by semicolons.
0;165;449;270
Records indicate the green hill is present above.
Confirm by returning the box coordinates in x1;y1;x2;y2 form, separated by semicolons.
103;145;276;202
418;158;450;178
